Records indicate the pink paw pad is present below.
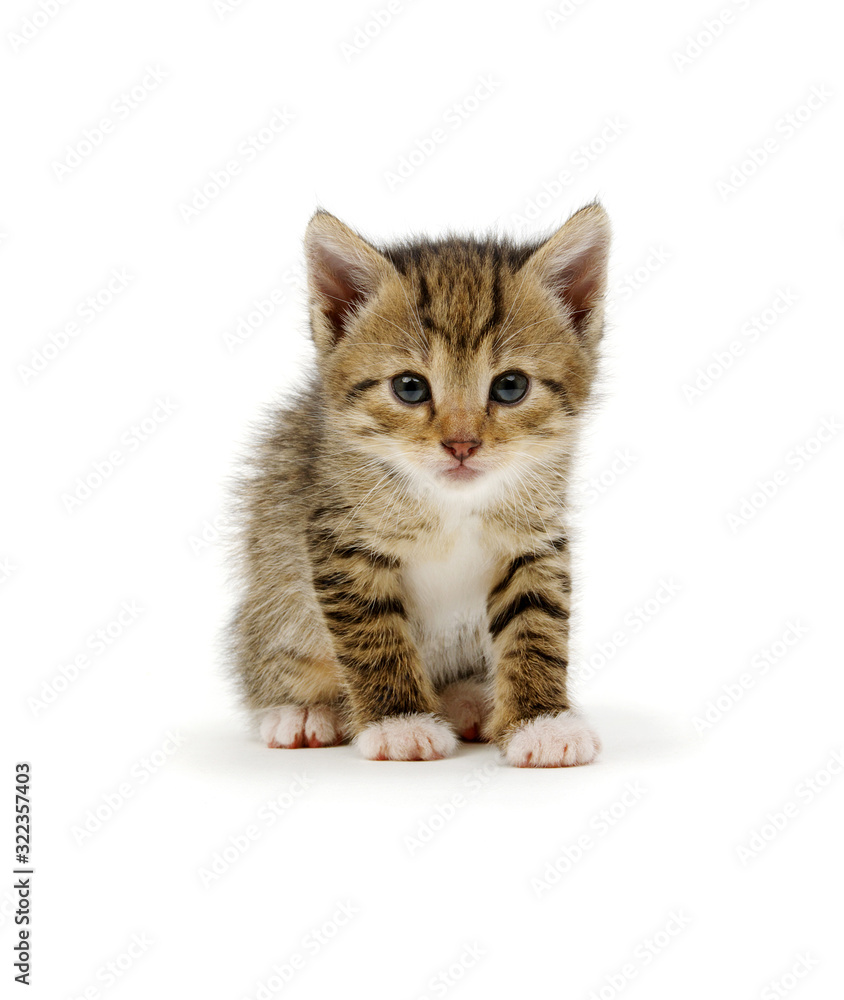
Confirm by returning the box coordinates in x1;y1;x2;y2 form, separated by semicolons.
439;680;491;743
260;705;345;749
356;714;458;761
505;712;601;768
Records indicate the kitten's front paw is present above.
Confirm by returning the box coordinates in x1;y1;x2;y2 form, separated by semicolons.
504;711;601;768
260;705;346;749
356;713;458;761
439;679;492;741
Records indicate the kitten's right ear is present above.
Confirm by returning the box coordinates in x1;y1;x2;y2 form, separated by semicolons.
304;211;394;351
522;202;611;344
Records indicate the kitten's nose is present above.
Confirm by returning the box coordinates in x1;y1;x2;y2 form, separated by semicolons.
442;439;482;461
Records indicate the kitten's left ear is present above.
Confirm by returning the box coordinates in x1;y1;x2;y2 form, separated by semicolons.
304;211;395;352
523;202;611;342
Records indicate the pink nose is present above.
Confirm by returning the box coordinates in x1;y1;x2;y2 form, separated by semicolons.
442;440;482;461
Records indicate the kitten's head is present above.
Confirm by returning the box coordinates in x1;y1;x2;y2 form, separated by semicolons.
304;205;610;504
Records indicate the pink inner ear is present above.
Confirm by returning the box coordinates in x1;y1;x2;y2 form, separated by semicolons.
311;242;372;343
550;260;604;335
530;206;610;338
317;268;367;341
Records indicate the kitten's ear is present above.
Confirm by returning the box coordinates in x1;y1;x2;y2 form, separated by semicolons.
523;202;611;341
304;211;394;351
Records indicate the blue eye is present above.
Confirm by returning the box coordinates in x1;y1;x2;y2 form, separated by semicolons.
490;371;529;404
391;373;431;404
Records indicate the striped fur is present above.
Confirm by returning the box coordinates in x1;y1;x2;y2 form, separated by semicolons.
228;203;610;765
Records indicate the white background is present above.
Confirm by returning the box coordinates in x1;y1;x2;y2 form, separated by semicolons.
3;0;843;997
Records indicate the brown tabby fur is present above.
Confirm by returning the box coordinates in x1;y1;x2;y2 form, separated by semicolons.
228;203;610;760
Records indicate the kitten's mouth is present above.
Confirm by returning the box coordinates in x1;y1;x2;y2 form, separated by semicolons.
441;463;482;482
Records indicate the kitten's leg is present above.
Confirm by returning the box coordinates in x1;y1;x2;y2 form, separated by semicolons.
241;647;348;749
260;703;347;749
309;527;457;762
439;678;492;741
231;450;356;749
484;535;600;767
232;596;347;748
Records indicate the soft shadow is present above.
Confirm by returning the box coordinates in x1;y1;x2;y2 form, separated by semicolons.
176;702;699;782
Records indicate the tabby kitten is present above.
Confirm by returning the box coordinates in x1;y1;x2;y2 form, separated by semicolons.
229;203;610;766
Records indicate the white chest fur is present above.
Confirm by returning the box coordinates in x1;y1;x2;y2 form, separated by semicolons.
401;518;497;685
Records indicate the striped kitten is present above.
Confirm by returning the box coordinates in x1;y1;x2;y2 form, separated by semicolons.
230;203;610;766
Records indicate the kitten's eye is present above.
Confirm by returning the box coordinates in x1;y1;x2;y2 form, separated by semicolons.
391;373;431;404
490;371;529;404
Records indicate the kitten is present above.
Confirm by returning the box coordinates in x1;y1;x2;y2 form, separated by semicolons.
229;203;610;766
